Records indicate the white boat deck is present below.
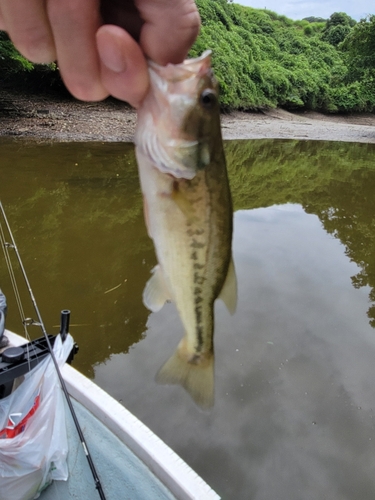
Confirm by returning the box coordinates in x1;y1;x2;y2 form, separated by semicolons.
42;397;177;500
4;330;220;500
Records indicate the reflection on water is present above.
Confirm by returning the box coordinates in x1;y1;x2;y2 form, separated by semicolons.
0;141;152;377
1;138;375;499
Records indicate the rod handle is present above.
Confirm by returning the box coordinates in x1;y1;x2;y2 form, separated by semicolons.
60;309;70;341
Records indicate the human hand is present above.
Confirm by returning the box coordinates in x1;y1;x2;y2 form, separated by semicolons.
0;0;200;107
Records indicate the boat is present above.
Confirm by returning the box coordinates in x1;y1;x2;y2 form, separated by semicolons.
1;328;220;500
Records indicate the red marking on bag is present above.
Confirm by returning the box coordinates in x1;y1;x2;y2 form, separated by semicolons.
0;392;41;439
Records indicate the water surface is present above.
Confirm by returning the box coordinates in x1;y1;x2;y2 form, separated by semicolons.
1;138;375;499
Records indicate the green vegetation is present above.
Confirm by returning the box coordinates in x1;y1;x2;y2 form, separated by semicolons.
340;15;375;103
303;17;327;24
189;1;374;112
1;1;375;111
321;12;355;46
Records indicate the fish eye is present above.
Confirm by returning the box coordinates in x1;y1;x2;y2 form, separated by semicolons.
199;89;217;110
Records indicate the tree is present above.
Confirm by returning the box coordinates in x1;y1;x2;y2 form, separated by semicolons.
321;12;355;46
341;15;375;74
303;16;327;23
326;12;356;28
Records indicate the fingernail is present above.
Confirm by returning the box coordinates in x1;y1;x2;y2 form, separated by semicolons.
97;34;127;73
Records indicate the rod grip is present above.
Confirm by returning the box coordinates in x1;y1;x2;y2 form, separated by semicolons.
60;309;70;341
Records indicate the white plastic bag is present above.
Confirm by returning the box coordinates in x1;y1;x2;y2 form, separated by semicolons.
0;334;74;500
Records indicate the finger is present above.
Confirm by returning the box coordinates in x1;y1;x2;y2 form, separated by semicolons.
137;0;201;65
0;0;55;63
47;0;108;101
96;25;149;108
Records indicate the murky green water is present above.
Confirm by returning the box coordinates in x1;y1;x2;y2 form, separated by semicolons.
1;138;375;499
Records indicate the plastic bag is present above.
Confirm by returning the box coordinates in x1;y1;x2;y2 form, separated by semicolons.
0;334;74;500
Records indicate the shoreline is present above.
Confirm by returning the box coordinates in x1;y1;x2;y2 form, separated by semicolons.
1;90;375;143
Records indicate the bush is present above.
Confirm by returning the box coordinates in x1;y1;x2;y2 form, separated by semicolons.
189;1;373;112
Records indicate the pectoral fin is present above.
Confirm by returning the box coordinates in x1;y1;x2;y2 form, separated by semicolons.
219;257;237;315
143;265;171;312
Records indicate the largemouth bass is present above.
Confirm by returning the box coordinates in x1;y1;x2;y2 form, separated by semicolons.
134;51;236;409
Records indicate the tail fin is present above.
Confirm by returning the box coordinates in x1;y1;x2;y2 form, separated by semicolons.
156;340;214;409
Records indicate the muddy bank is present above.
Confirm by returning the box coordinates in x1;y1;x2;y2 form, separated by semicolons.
222;108;375;143
1;89;375;143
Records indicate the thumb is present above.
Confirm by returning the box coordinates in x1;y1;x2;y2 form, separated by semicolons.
96;24;149;108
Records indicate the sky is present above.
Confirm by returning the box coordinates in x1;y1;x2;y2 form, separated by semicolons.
234;0;373;21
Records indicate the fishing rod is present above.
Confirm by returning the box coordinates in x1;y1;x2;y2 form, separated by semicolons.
0;201;107;500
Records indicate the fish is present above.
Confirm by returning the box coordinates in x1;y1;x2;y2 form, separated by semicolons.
134;50;237;409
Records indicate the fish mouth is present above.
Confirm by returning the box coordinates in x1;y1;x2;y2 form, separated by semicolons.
148;50;212;82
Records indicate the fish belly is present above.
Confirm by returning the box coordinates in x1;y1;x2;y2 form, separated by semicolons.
136;149;231;355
